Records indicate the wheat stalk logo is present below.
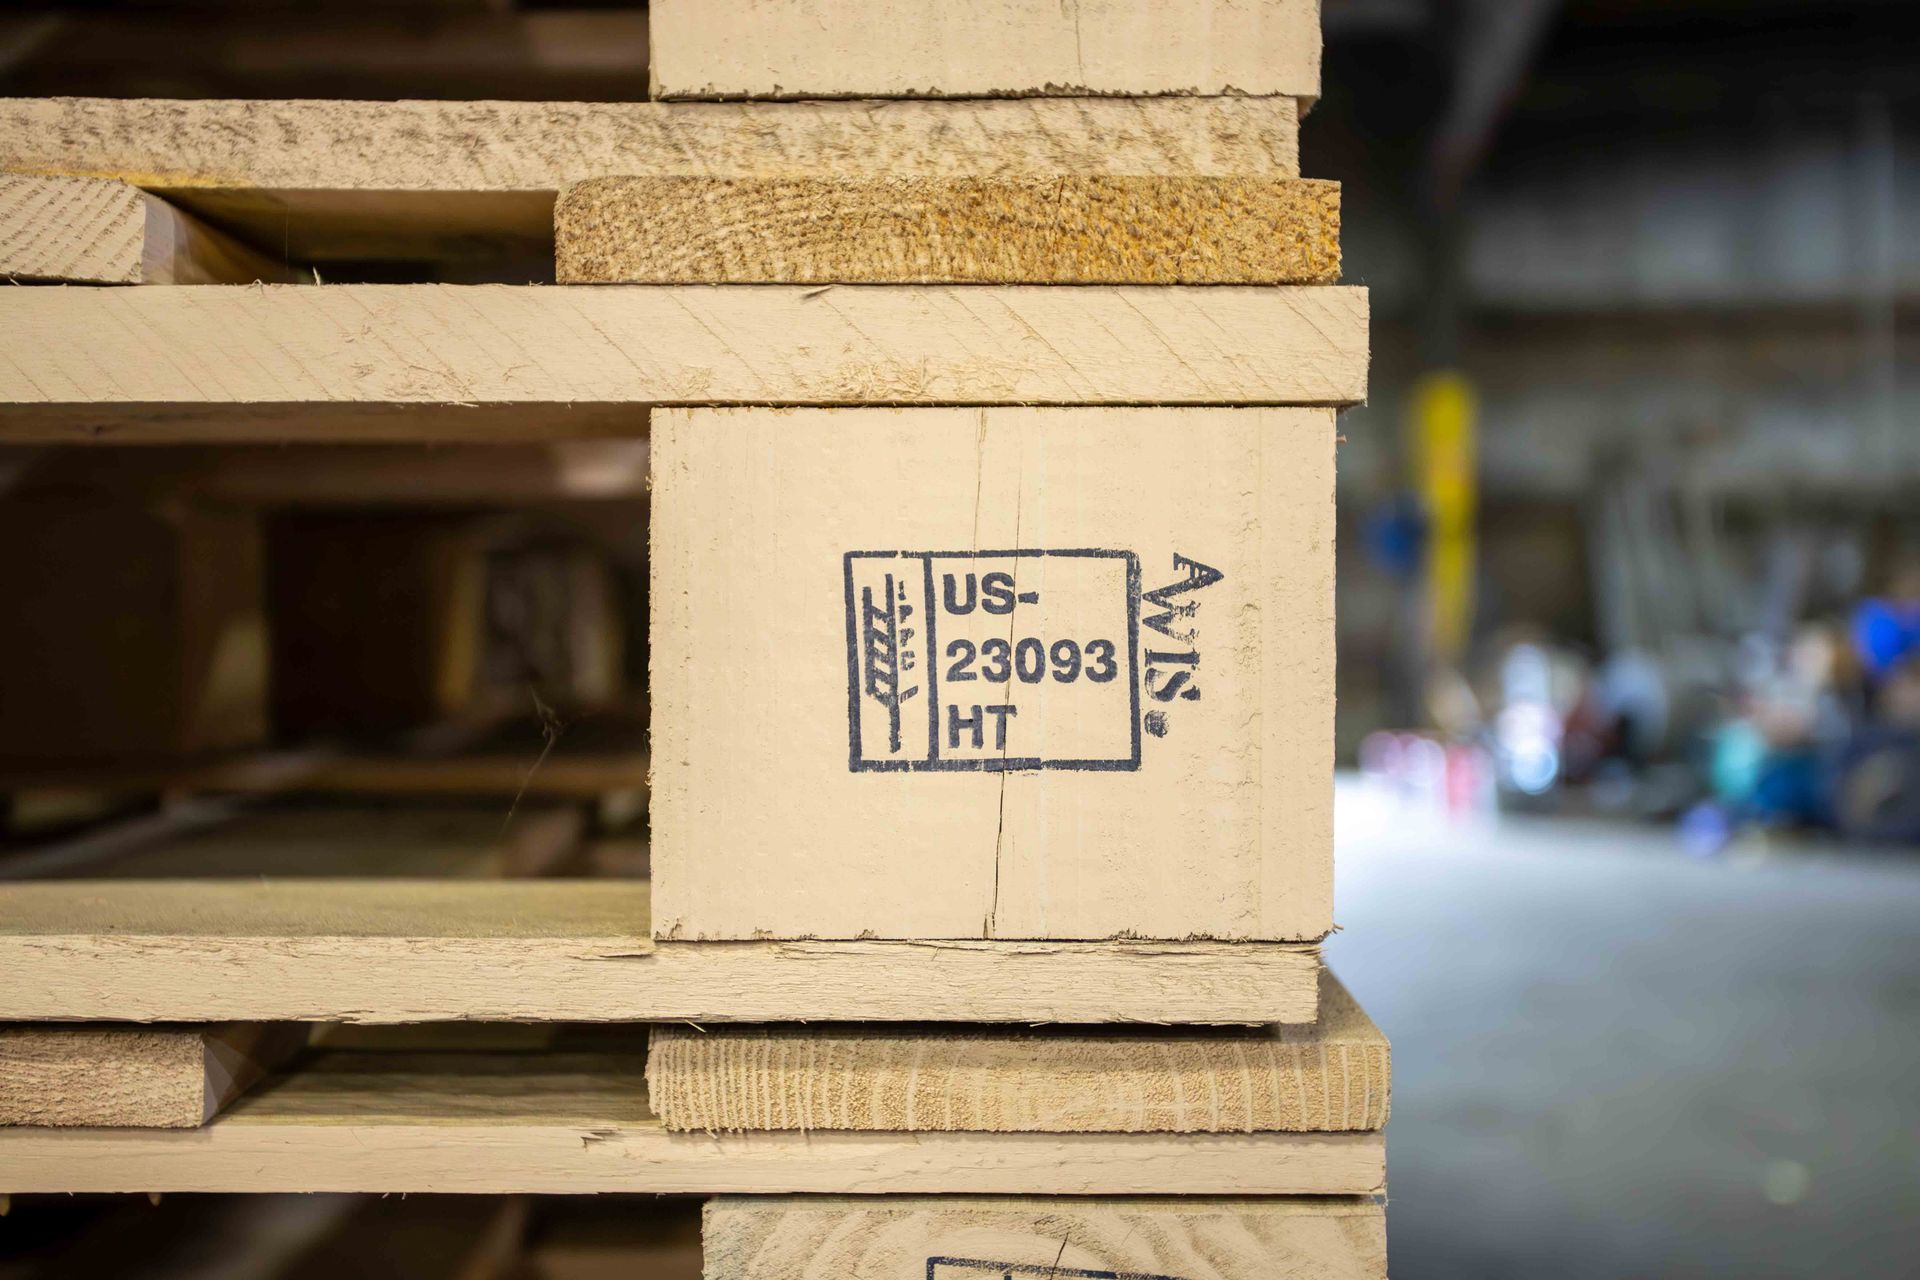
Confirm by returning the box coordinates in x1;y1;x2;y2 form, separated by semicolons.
860;572;920;753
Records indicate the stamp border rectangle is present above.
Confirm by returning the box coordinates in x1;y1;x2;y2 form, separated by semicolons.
845;549;1141;774
927;1258;1185;1280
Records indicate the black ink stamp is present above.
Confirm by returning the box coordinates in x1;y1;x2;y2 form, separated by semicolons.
845;549;1141;773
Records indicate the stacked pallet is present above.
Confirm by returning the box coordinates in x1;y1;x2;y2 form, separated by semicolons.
0;1;1375;1274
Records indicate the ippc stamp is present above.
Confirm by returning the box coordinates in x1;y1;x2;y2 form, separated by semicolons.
926;1259;1187;1280
845;549;1141;772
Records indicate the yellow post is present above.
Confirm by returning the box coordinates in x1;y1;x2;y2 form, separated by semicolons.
1412;371;1478;663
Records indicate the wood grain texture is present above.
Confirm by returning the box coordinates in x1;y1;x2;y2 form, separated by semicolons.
0;1024;304;1127
703;1195;1387;1280
648;970;1384;1134
0;97;1300;262
0;881;1318;1024
0;1050;1382;1194
0;174;301;284
652;408;1334;943
557;177;1340;285
649;0;1322;100
0;285;1369;415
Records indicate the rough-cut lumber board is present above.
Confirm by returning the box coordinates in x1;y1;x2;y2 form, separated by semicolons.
648;970;1384;1134
0;286;1369;424
0;173;302;284
2;404;653;447
0;498;266;763
0;97;1300;261
704;1195;1387;1280
0;882;1318;1024
0;1050;1382;1194
652;407;1334;943
0;1024;304;1127
557;177;1341;285
649;0;1322;100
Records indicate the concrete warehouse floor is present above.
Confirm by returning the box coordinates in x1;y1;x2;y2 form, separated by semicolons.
1327;779;1920;1280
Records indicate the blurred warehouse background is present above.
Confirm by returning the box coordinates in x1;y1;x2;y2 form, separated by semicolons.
2;0;1917;1277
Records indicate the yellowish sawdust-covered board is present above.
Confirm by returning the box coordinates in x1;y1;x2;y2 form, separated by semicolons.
648;970;1385;1133
557;176;1340;284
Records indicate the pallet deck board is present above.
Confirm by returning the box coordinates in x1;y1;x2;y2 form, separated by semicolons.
0;880;1319;1024
648;0;1322;100
0;285;1369;432
0;1049;1383;1194
556;176;1341;285
647;969;1385;1134
0;97;1301;261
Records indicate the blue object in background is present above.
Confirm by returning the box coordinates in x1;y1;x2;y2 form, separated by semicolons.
1853;598;1920;678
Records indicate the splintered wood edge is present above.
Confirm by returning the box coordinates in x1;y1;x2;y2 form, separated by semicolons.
0;881;1319;1023
555;176;1341;285
646;969;1384;1134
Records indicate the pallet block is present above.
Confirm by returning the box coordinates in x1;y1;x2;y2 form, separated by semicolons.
704;1196;1386;1280
648;970;1385;1134
652;407;1334;943
556;177;1340;285
0;97;1300;263
649;0;1322;101
0;1048;1383;1194
0;174;301;284
0;881;1318;1024
0;285;1369;444
0;1024;304;1127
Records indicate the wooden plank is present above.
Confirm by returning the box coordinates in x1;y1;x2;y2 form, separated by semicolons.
703;1195;1387;1280
556;177;1341;285
0;286;1369;426
0;1024;305;1127
648;970;1385;1134
0;404;653;446
0;882;1317;1024
0;173;302;284
0;1050;1383;1194
649;0;1322;100
0;97;1300;261
652;408;1334;943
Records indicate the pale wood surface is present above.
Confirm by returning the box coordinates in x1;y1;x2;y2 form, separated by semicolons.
650;0;1321;100
0;881;1318;1024
0;97;1300;261
0;1050;1382;1194
648;970;1384;1134
652;408;1334;943
557;177;1340;285
0;286;1369;419
1;174;303;284
704;1195;1387;1280
0;1023;304;1127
